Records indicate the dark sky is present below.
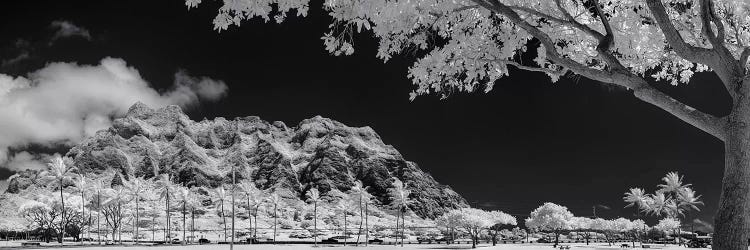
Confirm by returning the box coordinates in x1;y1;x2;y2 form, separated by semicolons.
0;0;728;229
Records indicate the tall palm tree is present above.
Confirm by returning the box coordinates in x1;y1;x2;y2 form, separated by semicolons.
73;174;89;246
361;189;373;245
123;175;147;244
142;187;161;244
267;193;282;244
335;198;354;246
88;178;106;245
238;179;262;240
388;179;411;247
42;156;78;245
211;186;229;242
155;174;175;242
306;188;321;246
183;187;203;244
175;186;190;245
349;181;369;245
230;164;237;250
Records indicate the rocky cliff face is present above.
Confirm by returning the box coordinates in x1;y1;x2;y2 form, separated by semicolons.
8;102;468;218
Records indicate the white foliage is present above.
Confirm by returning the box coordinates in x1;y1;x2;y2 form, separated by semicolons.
624;171;703;218
187;0;750;98
525;202;574;231
655;217;681;232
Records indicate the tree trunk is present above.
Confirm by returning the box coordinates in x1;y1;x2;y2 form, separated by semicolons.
118;201;122;244
344;211;347;246
246;197;251;244
253;211;258;239
182;201;186;245
472;232;476;248
231;168;235;250
97;191;101;245
365;202;368;246
135;197;139;245
714;85;750;250
60;179;65;245
395;209;399;245
357;194;362;245
401;207;405;247
221;200;226;242
81;191;84;246
585;232;589;245
314;202;317;247
273;203;277;244
554;230;560;247
191;207;195;244
166;192;170;242
87;204;92;243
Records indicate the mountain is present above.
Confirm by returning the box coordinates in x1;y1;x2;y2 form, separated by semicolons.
7;102;468;218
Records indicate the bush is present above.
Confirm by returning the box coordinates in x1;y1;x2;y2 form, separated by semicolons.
300;220;313;229
279;219;295;229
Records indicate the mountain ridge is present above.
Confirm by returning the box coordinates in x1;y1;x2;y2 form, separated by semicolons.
7;102;468;218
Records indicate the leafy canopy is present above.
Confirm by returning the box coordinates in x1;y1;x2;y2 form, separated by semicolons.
185;0;750;98
525;202;574;231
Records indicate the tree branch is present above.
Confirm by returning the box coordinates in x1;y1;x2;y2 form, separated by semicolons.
509;4;604;41
633;84;726;140
741;47;750;73
486;59;568;76
472;0;727;141
647;0;742;97
645;0;716;66
592;0;614;52
700;0;725;47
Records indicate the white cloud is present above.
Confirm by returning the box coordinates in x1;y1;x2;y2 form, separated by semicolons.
3;151;48;172
50;20;91;43
0;57;228;169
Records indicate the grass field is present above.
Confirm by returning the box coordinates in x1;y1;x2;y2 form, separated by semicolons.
0;241;700;250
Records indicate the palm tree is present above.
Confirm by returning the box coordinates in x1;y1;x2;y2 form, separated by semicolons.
360;188;374;245
349;181;369;245
238;179;262;241
175;186;190;245
335;198;355;246
142;189;161;244
88;178;106;245
306;188;321;246
211;186;229;242
42;156;78;245
230;164;237;250
185;187;202;244
155;174;175;242
73;174;89;246
123;175;147;244
267;193;282;244
624;172;704;218
388;179;411;247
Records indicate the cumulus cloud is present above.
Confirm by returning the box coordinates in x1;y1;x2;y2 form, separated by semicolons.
50;20;92;44
0;57;228;168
